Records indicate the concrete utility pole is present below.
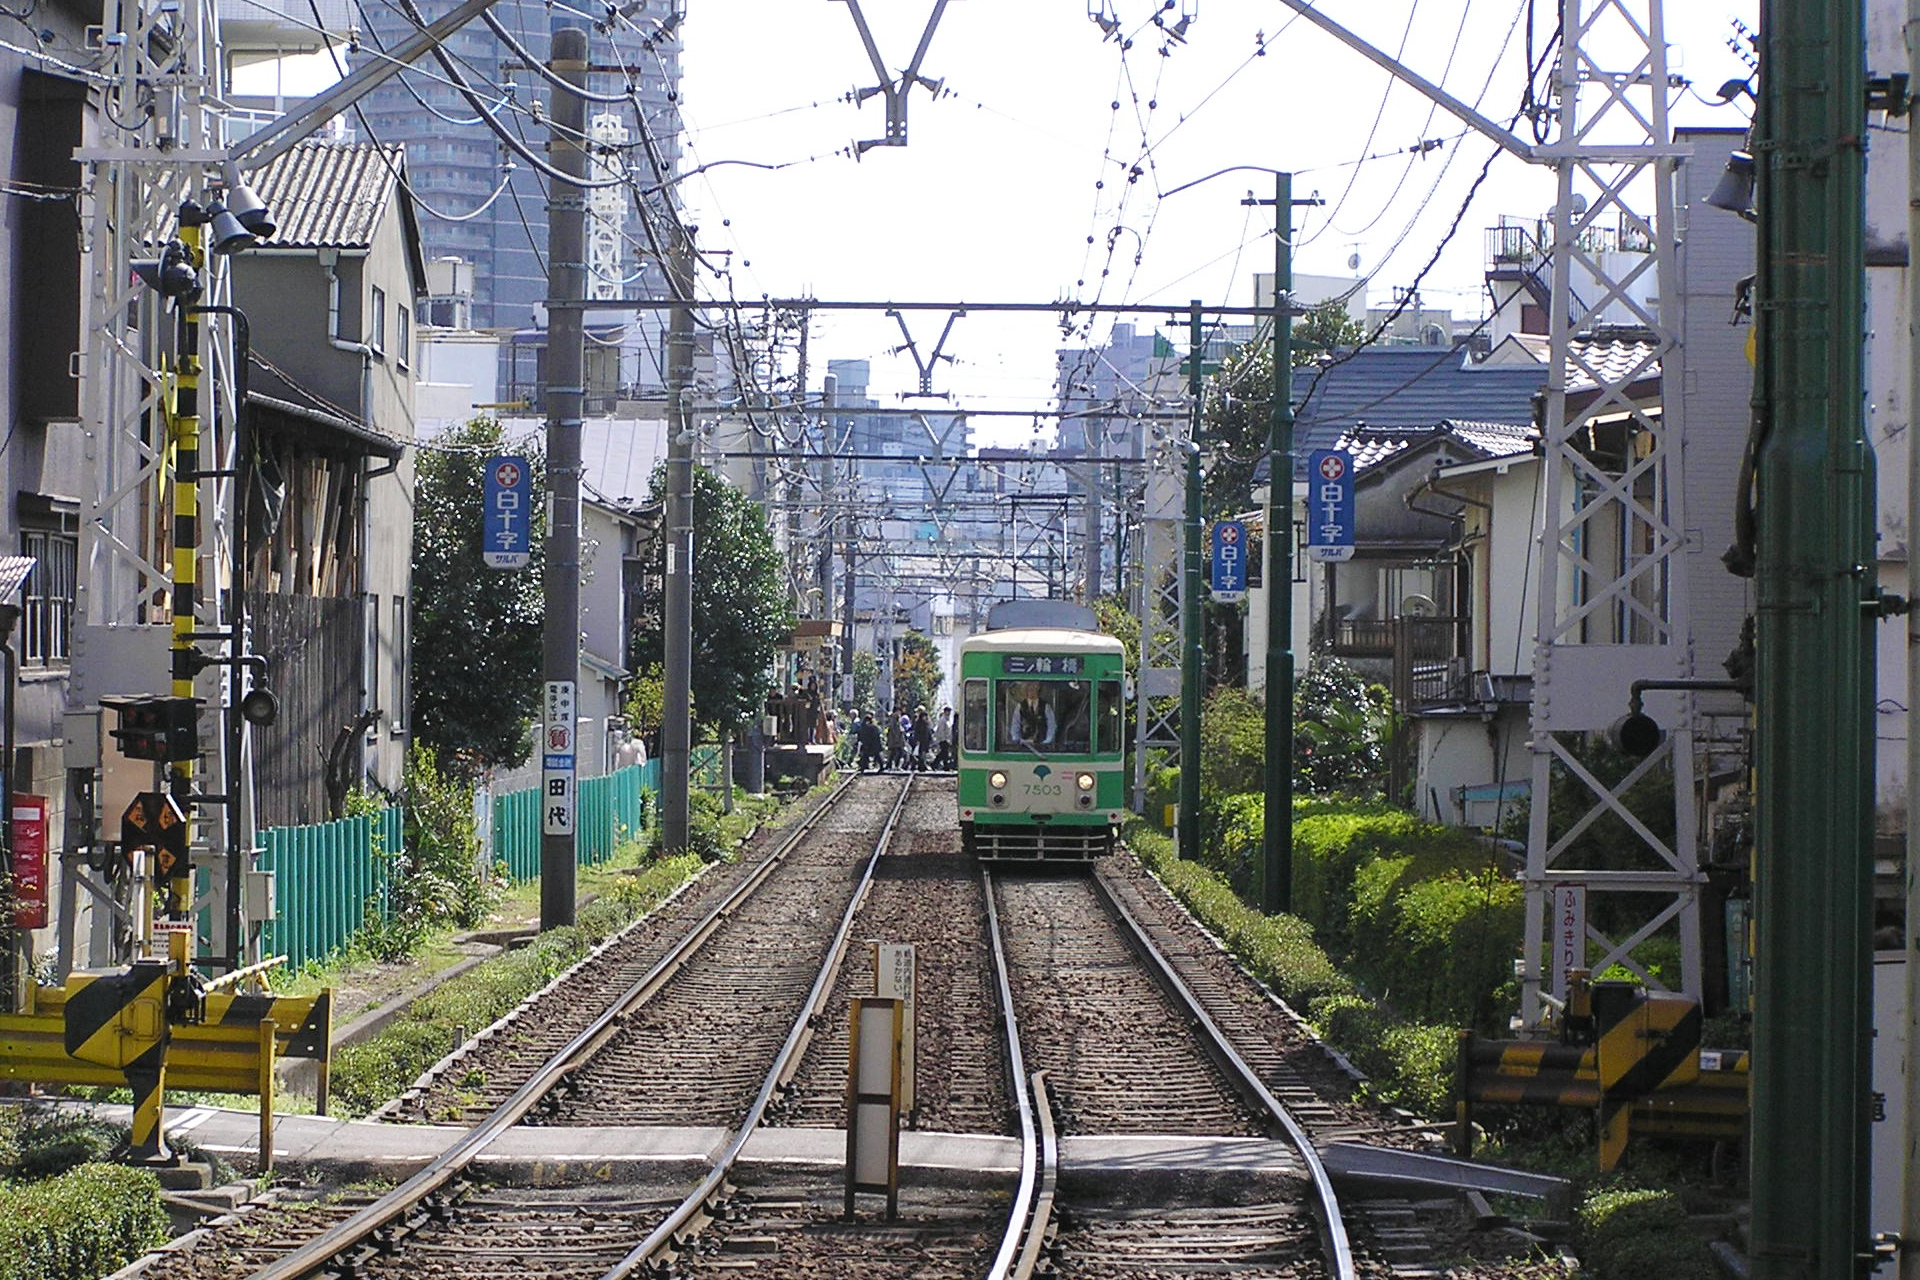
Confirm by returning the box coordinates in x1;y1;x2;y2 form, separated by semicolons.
1259;173;1298;915
1178;303;1203;864
1906;1;1920;1270
539;27;588;930
661;231;696;851
1750;0;1874;1273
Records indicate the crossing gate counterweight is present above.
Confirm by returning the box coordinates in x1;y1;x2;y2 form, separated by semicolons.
1455;974;1747;1170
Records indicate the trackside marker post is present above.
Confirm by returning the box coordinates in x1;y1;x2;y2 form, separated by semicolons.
872;942;916;1117
845;995;903;1219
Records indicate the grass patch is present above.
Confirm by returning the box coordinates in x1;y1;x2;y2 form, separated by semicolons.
329;849;705;1117
1125;820;1455;1116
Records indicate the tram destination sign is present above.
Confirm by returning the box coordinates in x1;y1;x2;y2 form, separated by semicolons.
1002;654;1084;675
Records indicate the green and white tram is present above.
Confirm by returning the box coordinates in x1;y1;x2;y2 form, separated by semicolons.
957;600;1127;862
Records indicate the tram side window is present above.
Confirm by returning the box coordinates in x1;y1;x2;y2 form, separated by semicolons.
962;679;989;752
1098;680;1122;753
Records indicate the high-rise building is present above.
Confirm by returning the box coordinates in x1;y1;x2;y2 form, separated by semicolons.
354;0;683;330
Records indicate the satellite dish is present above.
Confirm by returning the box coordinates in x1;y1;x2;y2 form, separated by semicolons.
1347;252;1362;271
1570;193;1589;216
1402;593;1439;618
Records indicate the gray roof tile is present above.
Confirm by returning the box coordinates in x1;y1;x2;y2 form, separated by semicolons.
250;141;403;249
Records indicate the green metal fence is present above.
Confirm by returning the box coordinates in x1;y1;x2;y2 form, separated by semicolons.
490;763;654;883
257;763;663;969
257;807;402;970
690;744;723;788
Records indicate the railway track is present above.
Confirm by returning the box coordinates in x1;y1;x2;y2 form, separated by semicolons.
380;781;853;1126
1094;858;1414;1146
776;793;1011;1134
139;773;920;1280
985;864;1358;1280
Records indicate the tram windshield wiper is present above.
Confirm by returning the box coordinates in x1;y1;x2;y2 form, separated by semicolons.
1019;738;1050;761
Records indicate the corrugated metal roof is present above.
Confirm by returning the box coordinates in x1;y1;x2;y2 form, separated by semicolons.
250;141;404;249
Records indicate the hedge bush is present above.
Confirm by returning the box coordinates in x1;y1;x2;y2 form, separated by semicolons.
1293;806;1519;1033
1576;1184;1717;1280
1128;823;1455;1116
0;1163;168;1280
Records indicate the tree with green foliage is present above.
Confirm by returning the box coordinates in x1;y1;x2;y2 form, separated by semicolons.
851;651;879;714
630;464;794;737
411;418;545;770
1199;299;1364;514
1293;655;1389;797
622;662;666;751
891;631;944;713
1093;594;1140;676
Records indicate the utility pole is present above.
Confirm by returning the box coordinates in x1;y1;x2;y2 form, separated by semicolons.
1906;0;1920;1271
1258;173;1297;915
661;230;696;851
1750;0;1873;1273
539;26;588;930
1178;302;1203;864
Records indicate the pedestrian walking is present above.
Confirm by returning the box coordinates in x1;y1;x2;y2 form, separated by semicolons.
911;707;934;770
856;711;884;772
935;705;955;770
886;708;906;771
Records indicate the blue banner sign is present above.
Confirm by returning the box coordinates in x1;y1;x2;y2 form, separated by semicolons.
1210;519;1248;602
483;455;532;570
1306;448;1355;562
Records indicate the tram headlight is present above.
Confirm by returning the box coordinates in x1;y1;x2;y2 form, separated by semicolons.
989;770;1008;790
1075;772;1095;791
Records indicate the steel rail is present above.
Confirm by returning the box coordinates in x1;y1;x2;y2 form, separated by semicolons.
980;869;1056;1280
599;773;917;1279
245;774;868;1280
1008;1071;1059;1280
1091;866;1357;1280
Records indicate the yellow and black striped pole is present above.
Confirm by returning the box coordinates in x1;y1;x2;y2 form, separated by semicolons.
164;215;203;955
62;960;172;1161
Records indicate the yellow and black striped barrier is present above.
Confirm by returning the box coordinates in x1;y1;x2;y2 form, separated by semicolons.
0;970;331;1166
1455;977;1747;1170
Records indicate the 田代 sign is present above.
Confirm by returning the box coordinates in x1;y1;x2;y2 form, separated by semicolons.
1306;448;1355;562
542;680;576;836
1210;519;1248;602
483;455;532;570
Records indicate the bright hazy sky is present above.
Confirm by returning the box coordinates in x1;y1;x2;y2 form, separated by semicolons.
240;1;1761;441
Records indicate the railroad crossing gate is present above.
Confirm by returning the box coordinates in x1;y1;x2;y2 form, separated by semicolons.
0;968;330;1164
1456;977;1739;1171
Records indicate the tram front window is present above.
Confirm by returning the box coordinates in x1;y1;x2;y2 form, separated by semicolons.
999;680;1091;753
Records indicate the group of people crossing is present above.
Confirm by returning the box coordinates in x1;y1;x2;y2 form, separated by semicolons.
851;704;953;773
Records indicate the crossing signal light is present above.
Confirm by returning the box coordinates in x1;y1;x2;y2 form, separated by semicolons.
103;696;200;763
130;239;200;302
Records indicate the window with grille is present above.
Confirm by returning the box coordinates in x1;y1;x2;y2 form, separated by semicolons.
19;527;75;666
